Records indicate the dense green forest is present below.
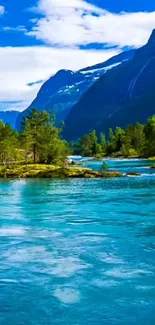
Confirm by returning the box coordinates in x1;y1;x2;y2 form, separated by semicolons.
0;109;155;166
0;109;70;165
72;116;155;158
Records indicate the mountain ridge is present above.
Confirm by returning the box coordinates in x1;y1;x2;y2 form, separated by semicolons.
63;30;155;140
16;49;135;130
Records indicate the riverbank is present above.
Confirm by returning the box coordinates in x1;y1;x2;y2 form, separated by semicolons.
0;164;123;179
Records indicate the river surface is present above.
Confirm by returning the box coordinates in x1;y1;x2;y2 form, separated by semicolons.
0;159;155;325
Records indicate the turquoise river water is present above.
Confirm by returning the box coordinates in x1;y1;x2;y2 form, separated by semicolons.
0;159;155;325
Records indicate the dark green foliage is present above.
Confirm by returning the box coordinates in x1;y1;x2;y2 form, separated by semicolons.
106;127;125;155
120;123;146;157
144;116;155;157
81;130;102;157
72;115;155;158
100;132;106;154
0;111;155;167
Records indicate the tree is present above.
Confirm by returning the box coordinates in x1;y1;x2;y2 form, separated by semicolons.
90;130;98;155
106;127;125;155
144;116;155;156
81;130;101;156
22;109;49;164
121;123;146;157
81;134;93;156
21;109;70;164
0;121;19;165
132;122;146;156
100;132;106;155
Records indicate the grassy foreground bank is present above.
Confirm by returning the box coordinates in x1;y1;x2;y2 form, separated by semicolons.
0;164;122;179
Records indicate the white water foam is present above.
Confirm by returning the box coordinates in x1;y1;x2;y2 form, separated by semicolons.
53;287;80;304
0;227;26;237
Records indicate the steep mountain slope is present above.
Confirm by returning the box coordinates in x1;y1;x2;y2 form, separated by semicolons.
0;111;19;129
16;50;135;130
63;30;155;140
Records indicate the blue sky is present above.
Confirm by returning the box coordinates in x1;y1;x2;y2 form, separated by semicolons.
0;0;155;111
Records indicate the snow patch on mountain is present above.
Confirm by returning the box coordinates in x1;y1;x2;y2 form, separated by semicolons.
16;49;135;130
80;62;122;75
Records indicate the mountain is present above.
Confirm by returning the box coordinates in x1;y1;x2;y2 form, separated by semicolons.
16;49;135;130
63;30;155;140
0;111;19;129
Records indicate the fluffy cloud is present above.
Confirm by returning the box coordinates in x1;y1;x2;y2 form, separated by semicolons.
28;0;155;48
0;5;5;15
0;46;119;111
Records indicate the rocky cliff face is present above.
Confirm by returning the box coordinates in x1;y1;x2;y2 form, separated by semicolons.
63;30;155;140
16;50;134;130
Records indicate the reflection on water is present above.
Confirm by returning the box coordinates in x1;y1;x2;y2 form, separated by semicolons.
0;159;155;325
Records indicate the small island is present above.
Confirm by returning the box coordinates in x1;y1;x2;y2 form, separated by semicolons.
0;164;123;179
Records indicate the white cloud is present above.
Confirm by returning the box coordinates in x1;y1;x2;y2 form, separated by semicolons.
0;46;119;111
28;0;155;48
3;26;28;33
0;5;5;15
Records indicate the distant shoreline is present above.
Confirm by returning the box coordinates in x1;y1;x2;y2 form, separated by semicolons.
68;155;155;162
